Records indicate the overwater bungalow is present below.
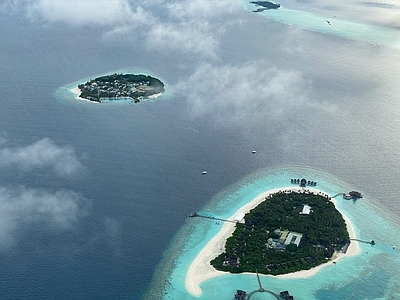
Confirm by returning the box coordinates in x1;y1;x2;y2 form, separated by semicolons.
349;191;362;198
343;191;362;199
280;290;294;299
234;290;246;300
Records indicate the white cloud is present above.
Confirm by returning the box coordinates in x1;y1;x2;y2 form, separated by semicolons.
103;0;241;58
0;138;83;176
147;0;240;56
2;0;137;27
166;0;240;20
0;186;91;247
179;61;316;124
145;20;220;58
1;0;243;58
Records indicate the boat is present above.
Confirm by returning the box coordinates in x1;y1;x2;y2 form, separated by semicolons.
202;171;207;175
252;150;256;154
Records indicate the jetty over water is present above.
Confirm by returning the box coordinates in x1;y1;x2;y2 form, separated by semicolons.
290;178;363;201
323;191;363;200
188;212;237;223
332;191;362;200
234;271;294;299
350;238;375;245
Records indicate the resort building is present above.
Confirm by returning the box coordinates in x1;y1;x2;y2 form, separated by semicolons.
277;229;290;244
234;212;245;222
284;232;303;247
300;204;312;215
271;229;304;248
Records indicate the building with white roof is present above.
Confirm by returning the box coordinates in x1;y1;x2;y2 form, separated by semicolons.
284;232;303;247
300;204;312;215
234;212;245;222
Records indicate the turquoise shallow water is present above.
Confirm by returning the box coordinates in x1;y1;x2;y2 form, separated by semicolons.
245;2;400;48
146;166;400;299
2;2;400;299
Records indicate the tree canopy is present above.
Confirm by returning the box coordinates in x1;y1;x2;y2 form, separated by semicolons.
77;73;165;103
211;191;349;275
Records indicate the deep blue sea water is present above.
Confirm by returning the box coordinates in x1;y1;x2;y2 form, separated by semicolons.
1;2;400;299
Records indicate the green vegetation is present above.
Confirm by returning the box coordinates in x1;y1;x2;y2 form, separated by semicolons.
250;1;281;10
77;73;165;103
211;191;349;275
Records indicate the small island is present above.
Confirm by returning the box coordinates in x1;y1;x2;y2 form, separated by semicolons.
211;191;349;275
75;73;165;103
250;1;281;12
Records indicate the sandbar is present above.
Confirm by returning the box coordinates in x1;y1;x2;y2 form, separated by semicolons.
148;92;162;99
185;187;359;296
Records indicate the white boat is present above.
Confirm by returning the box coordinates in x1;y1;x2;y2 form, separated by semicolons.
202;171;207;175
252;150;256;154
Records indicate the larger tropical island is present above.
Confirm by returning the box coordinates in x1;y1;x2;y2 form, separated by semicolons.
76;73;165;103
210;191;349;275
185;187;360;297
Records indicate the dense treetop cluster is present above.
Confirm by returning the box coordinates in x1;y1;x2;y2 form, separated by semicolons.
211;191;349;275
77;73;165;103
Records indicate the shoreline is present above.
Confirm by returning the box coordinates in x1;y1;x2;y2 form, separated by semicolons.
148;92;162;99
70;87;162;103
70;87;99;103
185;187;360;296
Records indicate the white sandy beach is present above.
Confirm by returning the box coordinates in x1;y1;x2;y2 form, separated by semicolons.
70;87;98;103
185;187;360;296
148;92;162;99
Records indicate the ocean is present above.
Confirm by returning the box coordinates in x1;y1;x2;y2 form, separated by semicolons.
0;1;400;299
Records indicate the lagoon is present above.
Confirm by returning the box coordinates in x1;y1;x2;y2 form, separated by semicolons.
144;166;400;299
246;1;400;48
1;1;400;299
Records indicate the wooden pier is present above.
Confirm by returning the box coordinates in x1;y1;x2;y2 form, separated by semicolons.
189;212;237;223
350;238;375;245
234;270;294;299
